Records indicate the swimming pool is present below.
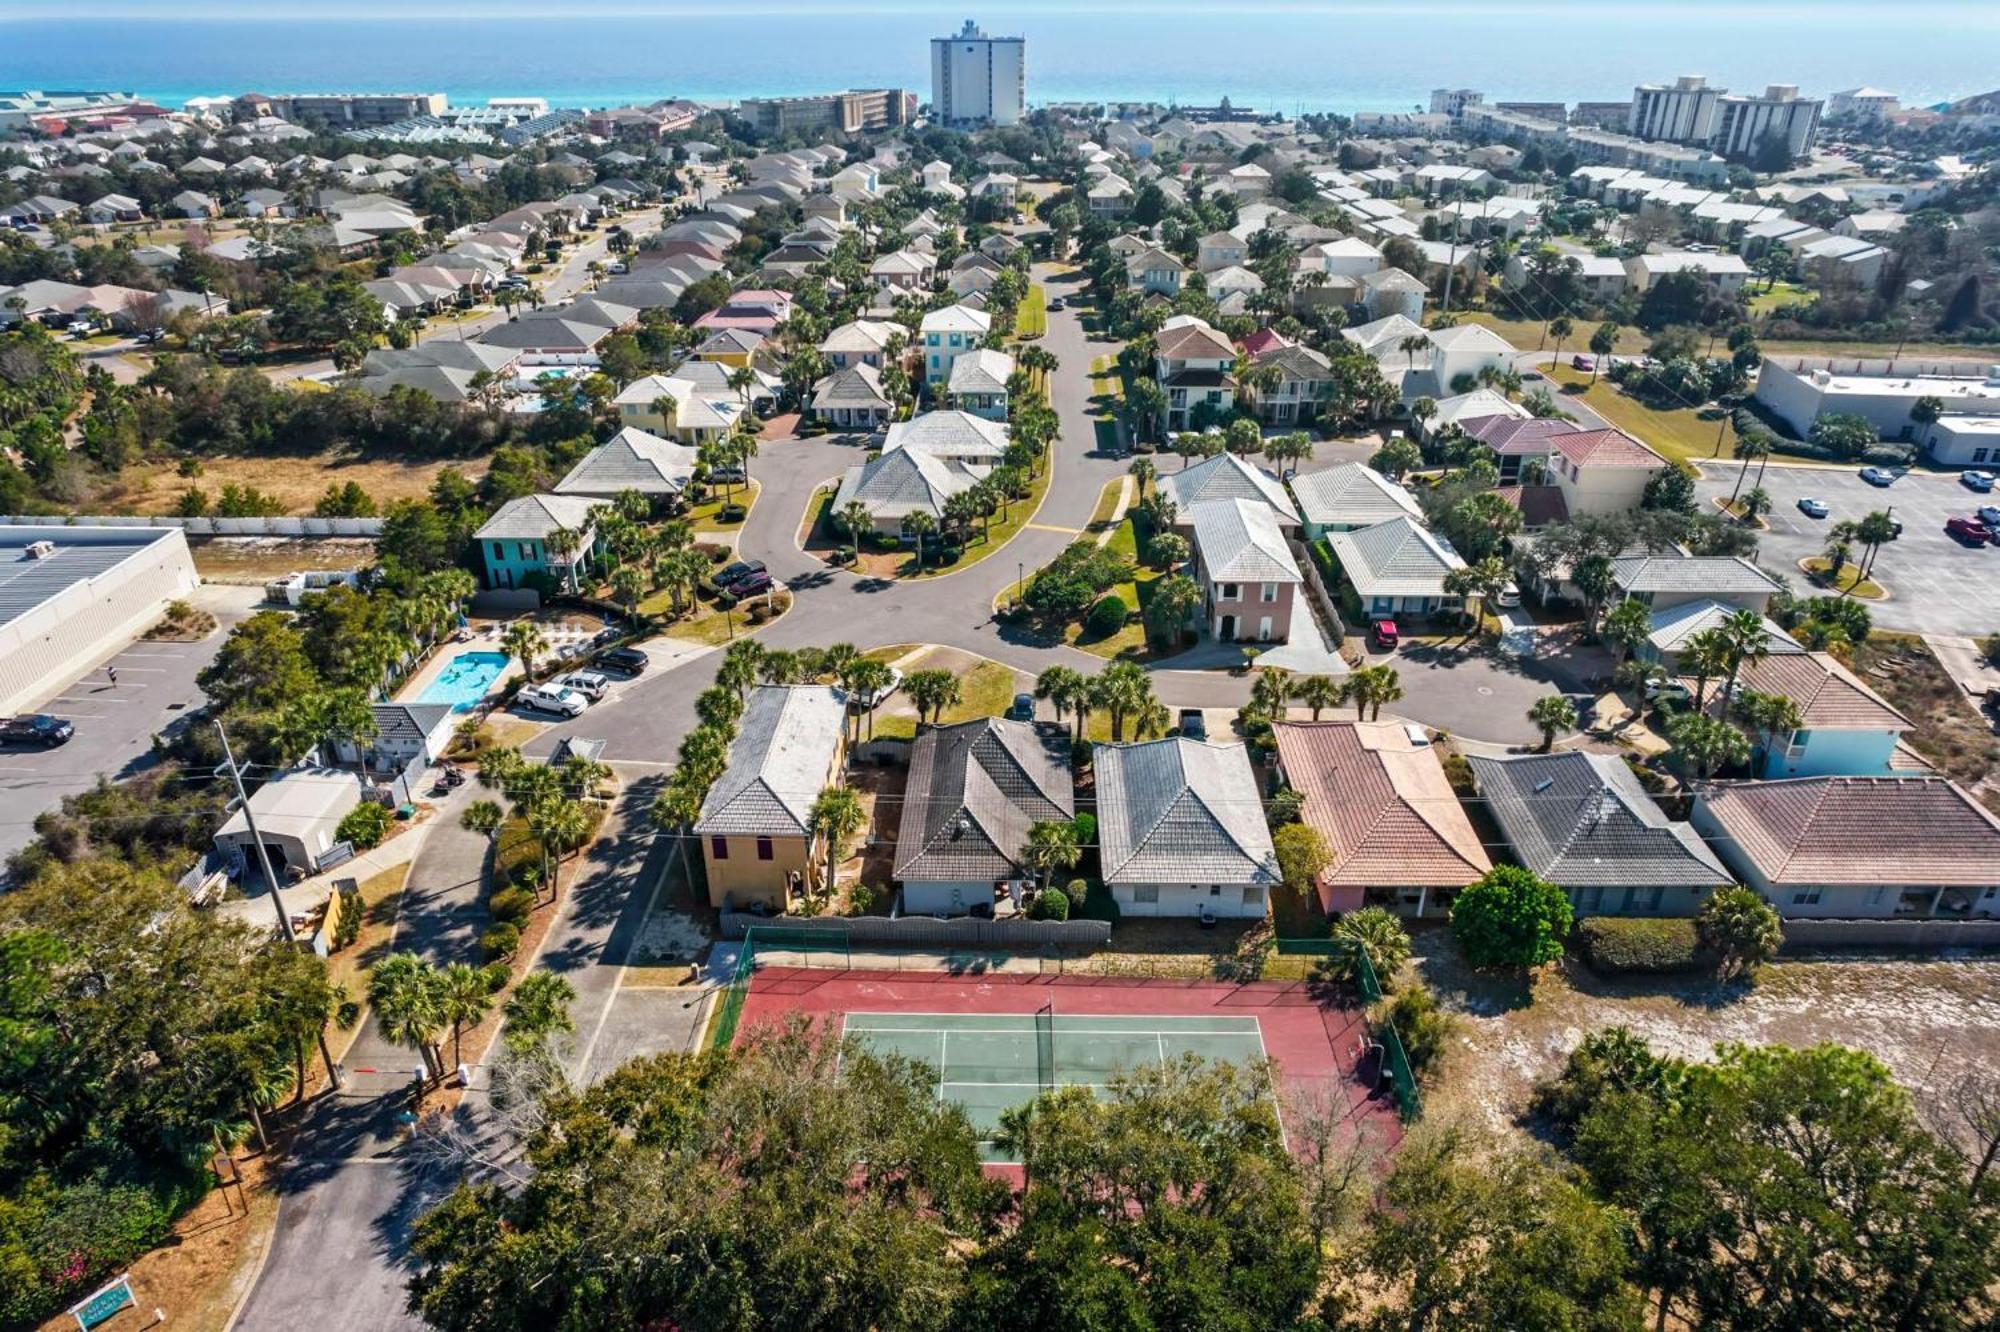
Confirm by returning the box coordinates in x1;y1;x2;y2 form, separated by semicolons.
418;651;510;712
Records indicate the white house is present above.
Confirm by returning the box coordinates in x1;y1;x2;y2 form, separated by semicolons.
1096;737;1279;919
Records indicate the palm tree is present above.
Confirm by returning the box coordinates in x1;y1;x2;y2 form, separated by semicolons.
1146;573;1203;647
843;658;895;742
1854;509;1899;579
903;510;938;572
839;499;873;543
1527;694;1578;752
1293;674;1346;720
1717;607;1771;711
1588;323;1618;383
1351;664;1404;720
1681;628;1734;714
1092;661;1155;742
1602;597;1653;662
500;619;547;678
610;564;647;615
1250;666;1294;723
501;972;577;1060
1035;664;1089;736
1667;711;1750;781
1128;456;1156;502
1739;486;1773;526
1546;315;1574;363
1023;819;1081;891
1734;690;1803;773
527;797;591;897
659;547;708;617
543;526;583;593
1726;433;1771;509
717;639;764;701
461;799;503;836
369;953;446;1079
1822;522;1857;586
902;668;961;726
808;786;867;895
1397;333;1429;372
437;963;494;1073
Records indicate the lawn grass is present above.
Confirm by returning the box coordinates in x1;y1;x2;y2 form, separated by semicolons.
1747;281;1813;318
1014;283;1048;340
1800;557;1886;599
1089;353;1127;454
688;479;760;534
660;589;792;644
1544;364;1737;469
1074;513;1163;660
900;455;1052;580
871;659;1022;740
1464;307;2000;363
1086;475;1129;531
1463;311;1644;357
326;864;410;1059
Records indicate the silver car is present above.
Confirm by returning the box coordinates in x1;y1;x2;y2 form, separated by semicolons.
557;671;610;702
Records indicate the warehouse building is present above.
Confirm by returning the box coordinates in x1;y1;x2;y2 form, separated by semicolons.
0;525;198;716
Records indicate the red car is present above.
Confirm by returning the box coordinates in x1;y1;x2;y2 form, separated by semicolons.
1370;618;1400;650
1945;517;1993;546
1571;353;1595;371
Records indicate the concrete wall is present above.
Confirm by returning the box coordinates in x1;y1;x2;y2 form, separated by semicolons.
1110;880;1270;919
1780;918;2000;950
0;527;198;716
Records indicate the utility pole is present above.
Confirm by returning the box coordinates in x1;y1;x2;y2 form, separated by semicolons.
216;721;343;1091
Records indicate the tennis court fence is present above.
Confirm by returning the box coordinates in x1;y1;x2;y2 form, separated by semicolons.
705;925;1422;1122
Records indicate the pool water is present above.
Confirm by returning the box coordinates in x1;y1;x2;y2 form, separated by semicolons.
418;651;510;712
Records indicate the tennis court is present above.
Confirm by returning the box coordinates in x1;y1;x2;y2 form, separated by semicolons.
843;1010;1270;1159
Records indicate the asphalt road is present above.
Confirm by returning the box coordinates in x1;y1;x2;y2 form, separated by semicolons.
1692;462;2000;636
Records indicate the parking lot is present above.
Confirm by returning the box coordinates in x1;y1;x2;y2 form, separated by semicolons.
1692;464;2000;636
0;614;242;868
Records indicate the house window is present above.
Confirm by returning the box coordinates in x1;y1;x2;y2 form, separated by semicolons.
1260;582;1278;602
491;542;504;562
519;542;534;561
1241;886;1260;907
756;837;773;861
1975;448;1990;463
1867;886;1889;906
1219;583;1240;601
1791;888;1822;906
1208;884;1221;896
710;836;729;860
1135;884;1159;904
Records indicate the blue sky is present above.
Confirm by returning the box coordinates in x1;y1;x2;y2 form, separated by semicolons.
5;0;1997;15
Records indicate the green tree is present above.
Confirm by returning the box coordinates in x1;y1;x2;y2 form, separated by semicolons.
1809;410;1879;460
1272;822;1331;895
1695;886;1784;980
807;785;867;896
1452;865;1573;970
1370;436;1423;481
1733;688;1803;771
500;619;547;678
902;668;961;726
1023;819;1081;891
1528;693;1579;752
1602;596;1653;661
1034;664;1091;738
1293;673;1346;720
1667;710;1751;780
500;971;577;1060
370;953;447;1079
1329;906;1412;988
437;962;495;1072
1091;661;1156;742
1145;572;1203;645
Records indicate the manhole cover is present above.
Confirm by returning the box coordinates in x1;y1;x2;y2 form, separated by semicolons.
1477;686;1494;696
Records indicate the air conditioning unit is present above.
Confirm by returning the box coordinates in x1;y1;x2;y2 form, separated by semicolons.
24;540;55;560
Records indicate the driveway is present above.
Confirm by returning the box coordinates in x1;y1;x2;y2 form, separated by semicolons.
0;588;250;868
1691;464;2000;635
1356;626;1611;747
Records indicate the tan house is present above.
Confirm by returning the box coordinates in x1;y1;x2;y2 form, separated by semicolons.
694;686;847;911
1547;427;1669;517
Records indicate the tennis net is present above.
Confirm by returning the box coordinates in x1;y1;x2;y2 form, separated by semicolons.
1035;1002;1056;1094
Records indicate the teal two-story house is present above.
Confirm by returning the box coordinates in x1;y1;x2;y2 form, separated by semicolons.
1680;649;1916;779
474;493;603;592
920;303;992;388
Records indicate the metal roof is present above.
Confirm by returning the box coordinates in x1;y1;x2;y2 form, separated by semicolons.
0;527;181;631
1470;752;1731;889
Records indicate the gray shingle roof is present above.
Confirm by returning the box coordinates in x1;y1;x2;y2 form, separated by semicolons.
1612;554;1782;597
1287;463;1423;529
554;427;698;497
368;702;455;747
473;493;600;542
1191;498;1302;583
1325;516;1464;597
884;410;1010;461
894;719;1074;881
694;686;845;837
1096;738;1278;886
1469;752;1731;889
1160;453;1300;523
831;447;983;523
810;364;891;411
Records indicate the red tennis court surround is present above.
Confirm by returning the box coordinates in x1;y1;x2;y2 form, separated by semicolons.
734;965;1401;1152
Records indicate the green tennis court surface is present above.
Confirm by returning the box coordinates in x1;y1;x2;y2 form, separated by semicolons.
842;1011;1268;1161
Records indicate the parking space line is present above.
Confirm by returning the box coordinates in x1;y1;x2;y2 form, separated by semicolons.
53;695;130;705
108;666;165;673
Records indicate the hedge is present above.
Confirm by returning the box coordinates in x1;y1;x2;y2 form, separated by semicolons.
1577;916;1709;974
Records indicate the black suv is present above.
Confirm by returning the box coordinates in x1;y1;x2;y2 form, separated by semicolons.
0;714;74;747
595;646;649;675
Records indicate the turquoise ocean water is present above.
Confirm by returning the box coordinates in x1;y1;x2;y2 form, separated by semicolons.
2;3;1997;117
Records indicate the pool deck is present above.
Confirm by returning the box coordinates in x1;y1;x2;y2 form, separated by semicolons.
394;622;524;709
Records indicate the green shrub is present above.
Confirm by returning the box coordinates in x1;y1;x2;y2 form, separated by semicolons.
1032;887;1070;921
335;801;392;850
1070;815;1096;855
1439;752;1474;795
1070;737;1093;768
489;886;534;927
0;1177;181;1327
1577;916;1708;974
1064;877;1089;908
332;884;364;951
1381;981;1452;1081
1324;907;1412;989
1085;594;1130;638
481;923;521;961
847;883;880;916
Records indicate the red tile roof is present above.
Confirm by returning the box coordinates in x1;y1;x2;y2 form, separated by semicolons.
1458;415;1582;454
1552;427;1666;468
1494;483;1570;527
1700;776;2000;885
1273;722;1491;890
1682;651;1912;732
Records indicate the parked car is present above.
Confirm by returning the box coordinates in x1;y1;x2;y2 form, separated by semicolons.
708;464;747;484
65;320;94;338
1570;353;1594;372
1961;470;1997;493
1006;692;1035;722
1177;708;1207;741
1495;582;1522;609
1048;296;1065;312
1859;466;1898;487
595;646;649;675
1945;517;1994;546
1645;680;1694;708
728;571;774;597
556;671;610;701
714;559;766;591
518;684;587;718
1977;505;2000;529
607;261;629;275
0;714;73;747
1797;497;1830;518
1370;618;1400;651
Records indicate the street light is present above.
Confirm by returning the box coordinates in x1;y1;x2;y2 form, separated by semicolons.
1017;560;1025;609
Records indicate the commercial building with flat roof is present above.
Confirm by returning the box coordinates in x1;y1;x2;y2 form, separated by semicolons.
739;89;916;135
931;19;1025;127
1755;361;2000;446
0;524;197;717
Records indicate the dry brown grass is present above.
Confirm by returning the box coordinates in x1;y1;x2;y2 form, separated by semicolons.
95;452;485;516
188;536;379;583
1848;633;2000;808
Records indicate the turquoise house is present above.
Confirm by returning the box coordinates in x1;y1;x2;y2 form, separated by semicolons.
1682;650;1914;779
474;493;603;592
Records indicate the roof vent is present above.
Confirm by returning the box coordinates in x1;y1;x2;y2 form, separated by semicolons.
23;540;55;561
1532;777;1555;794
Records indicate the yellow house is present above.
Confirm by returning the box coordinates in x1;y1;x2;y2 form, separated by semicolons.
693;685;848;911
690;327;763;368
1550;428;1669;518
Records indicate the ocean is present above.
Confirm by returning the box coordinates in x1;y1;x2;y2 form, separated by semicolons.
2;3;1997;117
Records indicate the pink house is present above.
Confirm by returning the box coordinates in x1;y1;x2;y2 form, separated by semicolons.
1189;498;1301;644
